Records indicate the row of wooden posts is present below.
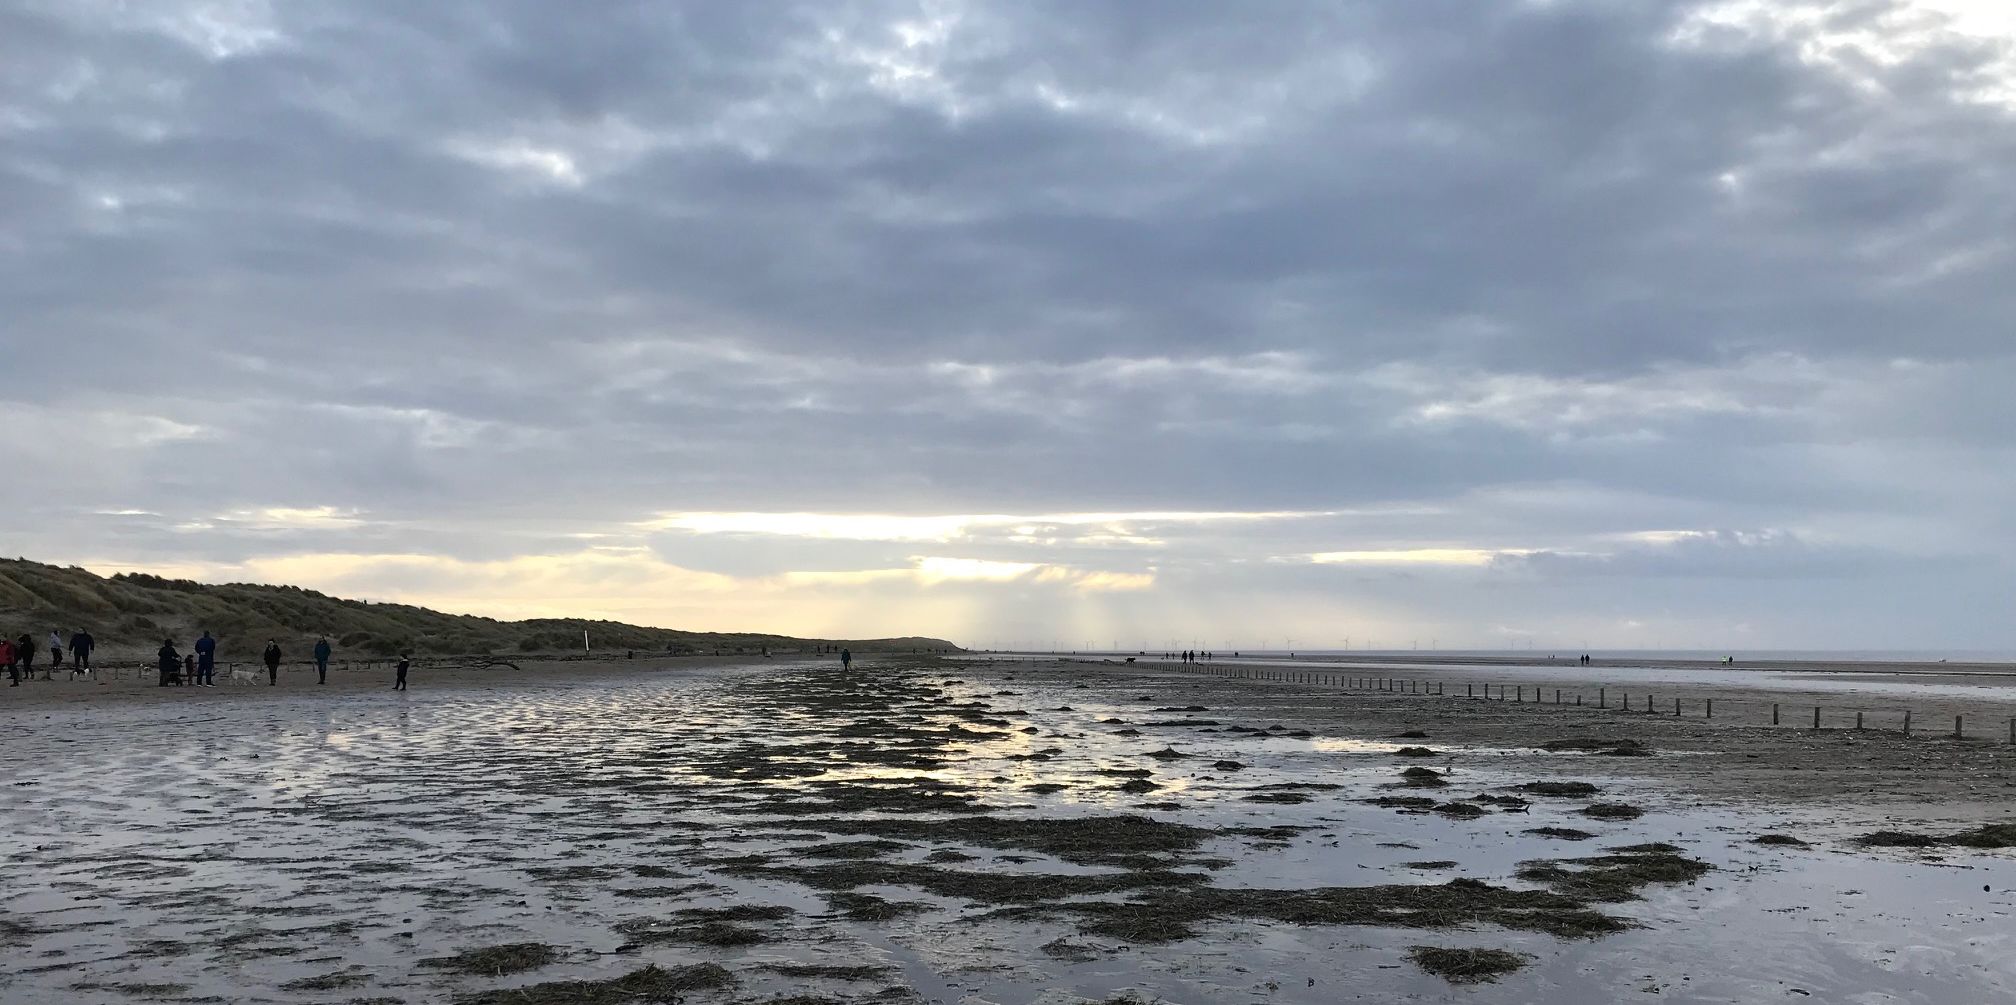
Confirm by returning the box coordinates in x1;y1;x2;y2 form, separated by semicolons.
1185;664;2012;743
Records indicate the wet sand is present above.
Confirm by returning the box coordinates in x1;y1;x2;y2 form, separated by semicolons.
4;655;2013;1003
0;654;788;708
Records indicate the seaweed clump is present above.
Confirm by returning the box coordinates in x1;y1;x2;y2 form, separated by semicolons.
1752;834;1810;847
1006;877;1632;944
419;943;561;976
1581;803;1643;820
1857;823;2016;849
749;813;1215;867
754;963;895;980
1409;946;1530;984
614;905;793;947
1525;827;1597;841
1516;781;1599;797
1515;846;1711;903
1542;738;1647;755
454;963;734;1005
825;891;931;922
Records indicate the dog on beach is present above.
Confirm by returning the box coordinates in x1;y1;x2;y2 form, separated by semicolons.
229;668;260;685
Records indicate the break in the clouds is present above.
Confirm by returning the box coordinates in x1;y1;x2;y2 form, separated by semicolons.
4;0;2013;650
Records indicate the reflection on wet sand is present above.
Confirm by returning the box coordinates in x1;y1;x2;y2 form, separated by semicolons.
3;657;2013;1003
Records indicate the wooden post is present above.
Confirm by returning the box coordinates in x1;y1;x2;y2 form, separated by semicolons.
1599;688;1606;708
1772;703;1779;725
1904;710;1911;737
1706;699;1712;718
1467;683;1473;698
1856;711;1863;730
1813;706;1820;730
1555;688;1561;704
1955;715;1963;740
1674;698;1680;716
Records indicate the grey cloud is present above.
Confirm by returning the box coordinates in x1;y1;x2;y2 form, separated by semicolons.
3;0;2013;647
1492;530;1963;580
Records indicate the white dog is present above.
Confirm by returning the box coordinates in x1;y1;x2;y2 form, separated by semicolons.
229;668;260;685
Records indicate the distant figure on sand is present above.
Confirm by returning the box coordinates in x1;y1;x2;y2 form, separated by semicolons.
393;653;410;691
49;630;63;669
158;638;181;687
1;636;17;686
16;634;34;677
840;648;852;670
262;641;282;685
195;631;217;686
69;629;93;673
313;636;332;684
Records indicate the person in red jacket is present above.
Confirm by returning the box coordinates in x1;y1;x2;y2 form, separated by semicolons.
1;637;17;686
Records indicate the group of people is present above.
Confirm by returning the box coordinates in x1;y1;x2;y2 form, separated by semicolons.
153;631;238;687
1;630;411;691
1174;650;1215;663
152;634;373;687
1;629;96;685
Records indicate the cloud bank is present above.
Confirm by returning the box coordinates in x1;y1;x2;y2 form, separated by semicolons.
4;0;2012;650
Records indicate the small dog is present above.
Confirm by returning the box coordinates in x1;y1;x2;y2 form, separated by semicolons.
229;668;260;685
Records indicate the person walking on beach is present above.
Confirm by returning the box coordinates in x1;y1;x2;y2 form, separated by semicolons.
393;652;410;691
49;630;63;669
16;634;35;678
262;640;282;685
313;636;332;684
840;647;852;671
1;636;17;686
69;628;93;673
158;638;181;687
194;631;217;687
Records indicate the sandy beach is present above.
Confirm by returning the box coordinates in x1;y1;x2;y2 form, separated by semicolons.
4;654;2013;1003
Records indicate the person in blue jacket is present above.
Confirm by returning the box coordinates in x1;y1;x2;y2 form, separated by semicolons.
194;631;217;687
313;636;333;684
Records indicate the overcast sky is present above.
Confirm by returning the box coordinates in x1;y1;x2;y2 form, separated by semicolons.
4;0;2013;651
